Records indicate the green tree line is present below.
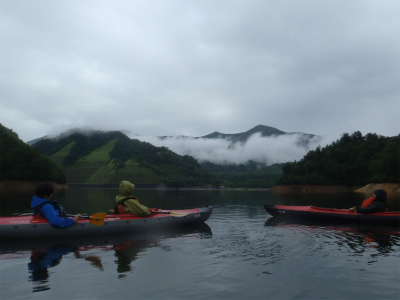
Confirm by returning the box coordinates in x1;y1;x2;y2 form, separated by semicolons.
0;124;66;183
277;131;399;185
202;161;283;188
110;135;219;188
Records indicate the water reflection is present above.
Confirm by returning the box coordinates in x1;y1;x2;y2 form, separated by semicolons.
112;238;159;277
1;224;212;292
28;246;72;292
265;216;400;256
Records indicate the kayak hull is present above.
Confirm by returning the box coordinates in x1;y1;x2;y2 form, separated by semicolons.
264;204;400;226
0;206;213;240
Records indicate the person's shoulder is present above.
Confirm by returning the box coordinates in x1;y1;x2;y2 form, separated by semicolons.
31;195;49;206
125;197;139;201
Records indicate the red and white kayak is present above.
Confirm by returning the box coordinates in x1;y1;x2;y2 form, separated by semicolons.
0;206;213;240
264;204;400;226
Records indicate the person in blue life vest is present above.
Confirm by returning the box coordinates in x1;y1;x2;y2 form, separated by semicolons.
31;183;80;227
114;180;160;216
348;188;389;214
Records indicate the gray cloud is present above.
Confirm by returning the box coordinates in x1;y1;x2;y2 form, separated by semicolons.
1;0;399;143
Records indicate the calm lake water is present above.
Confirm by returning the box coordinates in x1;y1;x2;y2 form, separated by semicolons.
1;188;399;300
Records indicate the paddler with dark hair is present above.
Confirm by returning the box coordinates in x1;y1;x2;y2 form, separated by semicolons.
348;188;389;214
114;180;160;216
31;183;80;227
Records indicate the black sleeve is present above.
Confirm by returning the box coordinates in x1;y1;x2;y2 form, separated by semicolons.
355;201;387;214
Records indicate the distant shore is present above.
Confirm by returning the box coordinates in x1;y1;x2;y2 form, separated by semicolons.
1;180;399;194
0;180;69;191
271;183;400;194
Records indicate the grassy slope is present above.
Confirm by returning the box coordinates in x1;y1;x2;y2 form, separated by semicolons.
89;160;161;184
50;139;161;184
51;141;75;165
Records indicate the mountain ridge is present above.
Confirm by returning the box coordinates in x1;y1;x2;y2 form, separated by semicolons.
27;124;321;170
202;125;286;141
157;124;317;144
28;125;317;146
30;129;218;187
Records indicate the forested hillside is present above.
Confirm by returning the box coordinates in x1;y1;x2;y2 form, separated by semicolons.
3;125;397;189
202;161;283;188
32;129;218;188
277;131;399;185
0;124;66;183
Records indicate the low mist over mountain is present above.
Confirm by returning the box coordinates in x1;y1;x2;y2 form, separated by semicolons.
29;125;328;168
132;125;326;167
26;125;324;188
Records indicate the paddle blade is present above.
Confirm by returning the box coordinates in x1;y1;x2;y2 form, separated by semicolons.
88;213;106;226
156;211;190;217
169;212;189;217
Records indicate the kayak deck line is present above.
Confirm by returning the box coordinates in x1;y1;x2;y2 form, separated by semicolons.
264;204;400;226
275;205;400;215
1;209;201;225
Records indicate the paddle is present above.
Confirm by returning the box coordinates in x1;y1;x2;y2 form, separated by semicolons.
108;209;189;217
67;213;106;226
156;211;189;217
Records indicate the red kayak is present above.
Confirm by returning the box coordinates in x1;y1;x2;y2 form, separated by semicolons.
0;206;213;240
264;204;400;226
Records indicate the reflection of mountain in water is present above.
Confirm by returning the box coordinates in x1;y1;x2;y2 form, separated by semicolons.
2;223;212;293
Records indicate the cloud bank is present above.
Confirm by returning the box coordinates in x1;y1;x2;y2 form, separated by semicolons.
134;132;339;166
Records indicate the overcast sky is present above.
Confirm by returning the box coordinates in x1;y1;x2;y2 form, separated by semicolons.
1;0;399;144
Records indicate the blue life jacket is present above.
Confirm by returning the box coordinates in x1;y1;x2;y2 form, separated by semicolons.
33;200;67;218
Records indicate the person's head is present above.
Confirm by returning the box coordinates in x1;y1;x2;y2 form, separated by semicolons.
118;180;135;197
373;188;387;202
36;183;54;199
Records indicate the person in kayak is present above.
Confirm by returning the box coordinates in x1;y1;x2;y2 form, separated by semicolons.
114;180;159;216
348;188;389;214
31;183;80;227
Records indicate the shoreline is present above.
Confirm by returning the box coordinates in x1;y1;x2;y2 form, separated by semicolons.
353;183;400;195
1;180;399;194
271;183;400;194
0;180;69;191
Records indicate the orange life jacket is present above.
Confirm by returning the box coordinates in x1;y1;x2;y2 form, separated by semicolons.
361;196;376;208
115;197;140;214
117;204;127;214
